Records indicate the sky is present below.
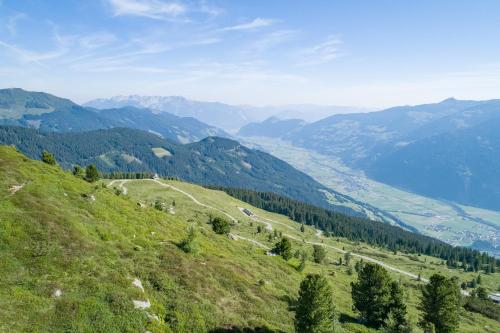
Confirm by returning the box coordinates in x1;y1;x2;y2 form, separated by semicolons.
1;0;500;108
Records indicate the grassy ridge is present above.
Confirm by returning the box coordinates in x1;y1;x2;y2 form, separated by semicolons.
1;146;499;332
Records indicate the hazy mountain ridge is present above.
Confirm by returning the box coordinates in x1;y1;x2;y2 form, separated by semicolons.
252;98;500;211
238;117;306;138
85;95;260;132
0;88;228;143
85;95;373;131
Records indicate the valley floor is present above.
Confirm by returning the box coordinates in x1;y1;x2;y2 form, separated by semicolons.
240;137;500;256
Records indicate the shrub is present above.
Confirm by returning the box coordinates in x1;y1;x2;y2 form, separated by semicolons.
313;245;327;264
178;227;199;254
211;216;230;235
41;150;57;165
273;237;292;260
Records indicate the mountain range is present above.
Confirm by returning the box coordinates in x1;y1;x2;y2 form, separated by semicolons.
85;95;370;132
238;117;306;138
0;88;228;143
240;98;500;211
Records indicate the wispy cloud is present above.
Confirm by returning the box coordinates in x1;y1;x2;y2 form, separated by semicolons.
298;35;342;66
107;0;185;20
6;12;27;36
0;40;66;63
253;29;298;52
221;18;275;32
79;32;117;49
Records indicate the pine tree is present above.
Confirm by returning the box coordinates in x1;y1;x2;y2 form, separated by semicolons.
313;245;326;264
41;150;56;165
85;164;99;182
273;237;292;260
295;274;336;333
351;263;393;328
419;274;460;333
300;224;305;233
383;281;409;332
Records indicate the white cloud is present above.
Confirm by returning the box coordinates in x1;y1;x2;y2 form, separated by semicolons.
108;0;185;20
6;12;27;36
79;32;117;49
299;35;342;66
253;29;298;52
221;18;275;31
0;40;66;63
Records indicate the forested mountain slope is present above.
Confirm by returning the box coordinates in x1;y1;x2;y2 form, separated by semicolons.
0;126;356;214
1;146;499;332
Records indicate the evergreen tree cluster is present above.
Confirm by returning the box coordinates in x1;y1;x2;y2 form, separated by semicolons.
214;187;498;272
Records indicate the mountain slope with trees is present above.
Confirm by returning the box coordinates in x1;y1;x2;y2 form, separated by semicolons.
0;88;228;143
1;146;498;333
0;125;356;214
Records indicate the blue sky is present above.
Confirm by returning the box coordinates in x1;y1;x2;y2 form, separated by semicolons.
1;0;500;107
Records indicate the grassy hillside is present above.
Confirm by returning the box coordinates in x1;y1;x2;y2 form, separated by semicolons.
1;146;499;332
0;126;360;216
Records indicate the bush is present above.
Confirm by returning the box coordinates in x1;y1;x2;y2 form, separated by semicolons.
313;245;326;264
73;165;84;178
41;150;57;165
464;296;500;321
211;216;230;235
178;227;199;254
273;237;292;260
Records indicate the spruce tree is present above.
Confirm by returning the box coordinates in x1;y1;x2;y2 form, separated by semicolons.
418;274;460;333
295;274;336;333
85;164;99;182
351;263;393;328
383;281;410;332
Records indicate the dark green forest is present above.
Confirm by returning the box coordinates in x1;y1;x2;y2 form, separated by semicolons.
210;186;499;273
0;125;353;214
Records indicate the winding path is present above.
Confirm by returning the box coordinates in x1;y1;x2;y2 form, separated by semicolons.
238;207;430;283
107;179;466;286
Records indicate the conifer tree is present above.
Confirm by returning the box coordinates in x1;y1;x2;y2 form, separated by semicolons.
295;274;336;333
85;164;99;182
419;274;460;333
313;245;326;264
273;237;292;260
351;263;393;328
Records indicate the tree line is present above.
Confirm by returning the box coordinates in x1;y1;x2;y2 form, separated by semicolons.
210;187;499;273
